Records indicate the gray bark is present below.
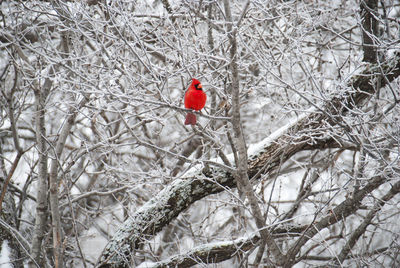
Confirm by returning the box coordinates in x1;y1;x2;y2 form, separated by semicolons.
29;76;51;268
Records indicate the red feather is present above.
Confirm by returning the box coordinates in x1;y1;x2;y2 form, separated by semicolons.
185;112;197;125
184;78;206;125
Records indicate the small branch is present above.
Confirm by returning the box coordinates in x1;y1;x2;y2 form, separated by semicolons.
145;235;259;268
126;97;231;122
0;176;36;202
0;64;25;212
60;186;129;207
284;172;394;267
236;0;251;29
30;81;51;267
0;218;33;264
133;225;313;267
170;137;201;176
223;0;283;265
360;0;379;63
119;113;236;174
185;3;224;33
0;150;24;212
334;180;400;265
300;246;400;261
193;124;232;168
160;0;172;14
48;96;88;268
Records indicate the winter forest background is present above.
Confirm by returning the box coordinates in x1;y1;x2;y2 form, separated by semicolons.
1;0;400;267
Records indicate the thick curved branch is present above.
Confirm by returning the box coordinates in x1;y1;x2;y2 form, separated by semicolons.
145;235;259;268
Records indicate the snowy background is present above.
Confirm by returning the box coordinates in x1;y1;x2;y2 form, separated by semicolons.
0;0;399;267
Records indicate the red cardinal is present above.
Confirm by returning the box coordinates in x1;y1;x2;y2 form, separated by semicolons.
184;78;206;125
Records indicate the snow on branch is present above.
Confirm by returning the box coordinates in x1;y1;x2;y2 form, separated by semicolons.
139;235;259;268
97;56;400;267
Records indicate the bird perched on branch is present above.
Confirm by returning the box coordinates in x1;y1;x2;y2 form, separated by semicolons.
184;78;206;125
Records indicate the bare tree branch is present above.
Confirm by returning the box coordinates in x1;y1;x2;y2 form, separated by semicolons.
334;179;400;265
283;171;397;267
29;69;52;268
224;0;283;266
0;63;24;211
361;0;379;63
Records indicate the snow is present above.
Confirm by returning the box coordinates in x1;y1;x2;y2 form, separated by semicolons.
136;261;156;268
247;108;314;158
0;241;11;268
136;235;255;268
79;227;109;265
182;106;316;179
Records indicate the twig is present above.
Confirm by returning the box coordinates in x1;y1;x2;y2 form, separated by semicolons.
334;180;400;265
60;186;129;207
119;112;236;173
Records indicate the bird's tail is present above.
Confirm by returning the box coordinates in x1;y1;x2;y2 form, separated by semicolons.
184;112;196;125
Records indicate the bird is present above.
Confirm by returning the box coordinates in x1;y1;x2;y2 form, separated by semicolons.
184;78;207;125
